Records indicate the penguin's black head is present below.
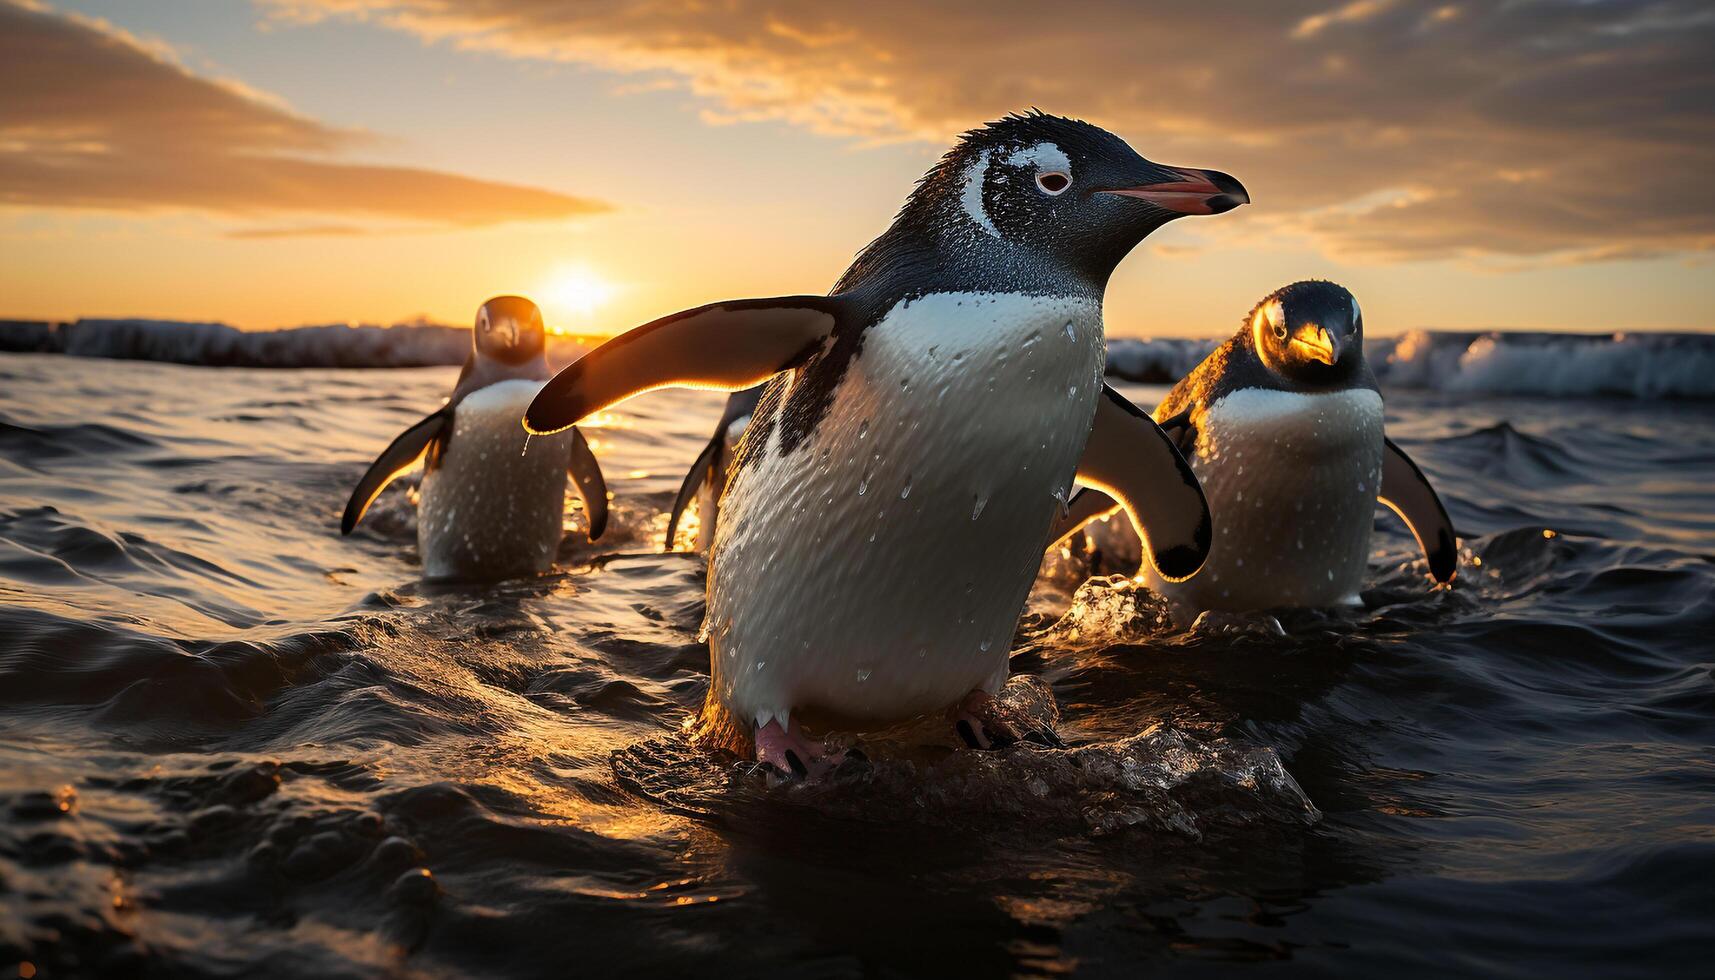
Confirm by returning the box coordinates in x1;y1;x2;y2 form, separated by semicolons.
474;295;546;365
1249;280;1366;386
874;111;1248;289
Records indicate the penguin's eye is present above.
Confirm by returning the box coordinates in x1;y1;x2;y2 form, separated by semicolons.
478;311;490;332
1036;171;1071;196
1273;321;1288;341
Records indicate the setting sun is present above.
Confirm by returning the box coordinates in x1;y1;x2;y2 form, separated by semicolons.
539;265;617;333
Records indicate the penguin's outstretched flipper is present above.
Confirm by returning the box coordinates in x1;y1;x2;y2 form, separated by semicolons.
524;296;843;436
1046;487;1121;548
341;409;451;535
1379;437;1458;583
568;427;609;541
1067;385;1211;582
666;433;720;552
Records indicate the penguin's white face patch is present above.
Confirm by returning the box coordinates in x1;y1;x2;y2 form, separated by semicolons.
962;142;1076;236
1252;298;1288;372
961;149;1001;239
1007;142;1073;197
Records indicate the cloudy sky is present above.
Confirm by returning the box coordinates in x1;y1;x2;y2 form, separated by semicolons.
2;0;1711;336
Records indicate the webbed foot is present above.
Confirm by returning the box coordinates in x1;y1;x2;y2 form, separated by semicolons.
754;718;858;780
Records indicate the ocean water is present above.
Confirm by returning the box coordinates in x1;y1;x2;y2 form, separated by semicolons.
1;351;1711;978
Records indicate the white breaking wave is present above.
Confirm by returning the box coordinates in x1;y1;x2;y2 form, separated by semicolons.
2;318;471;368
1106;330;1715;400
1102;337;1220;385
2;318;1709;398
1377;330;1715;399
0;318;597;370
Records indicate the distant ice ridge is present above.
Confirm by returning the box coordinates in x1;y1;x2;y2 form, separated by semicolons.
1106;330;1715;400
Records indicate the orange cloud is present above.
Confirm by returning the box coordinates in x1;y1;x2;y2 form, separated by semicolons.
259;0;1715;264
0;0;607;228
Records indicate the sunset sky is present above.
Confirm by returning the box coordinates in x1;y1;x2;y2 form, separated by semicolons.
3;0;1711;337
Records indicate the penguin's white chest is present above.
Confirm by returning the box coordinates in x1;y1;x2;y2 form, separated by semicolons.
1146;387;1384;610
417;379;570;580
709;292;1105;730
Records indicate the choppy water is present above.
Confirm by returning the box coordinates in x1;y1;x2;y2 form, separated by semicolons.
2;352;1711;978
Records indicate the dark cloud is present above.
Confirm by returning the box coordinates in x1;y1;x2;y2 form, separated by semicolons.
0;0;607;227
260;0;1715;262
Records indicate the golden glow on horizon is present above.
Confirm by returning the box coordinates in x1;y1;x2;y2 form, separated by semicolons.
539;265;617;333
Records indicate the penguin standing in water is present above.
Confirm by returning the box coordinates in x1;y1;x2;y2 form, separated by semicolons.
342;296;607;580
527;112;1245;775
1051;280;1457;611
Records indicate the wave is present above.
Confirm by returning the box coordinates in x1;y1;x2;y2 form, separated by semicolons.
1;317;472;368
5;318;1712;397
1108;329;1715;399
1100;337;1219;385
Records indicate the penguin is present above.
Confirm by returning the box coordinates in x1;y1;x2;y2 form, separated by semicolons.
526;112;1246;774
1050;280;1457;611
341;295;608;580
664;384;763;552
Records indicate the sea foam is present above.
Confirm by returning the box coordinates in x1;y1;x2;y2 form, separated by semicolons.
3;318;1710;398
1107;329;1715;399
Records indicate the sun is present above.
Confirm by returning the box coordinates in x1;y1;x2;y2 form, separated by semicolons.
538;265;617;333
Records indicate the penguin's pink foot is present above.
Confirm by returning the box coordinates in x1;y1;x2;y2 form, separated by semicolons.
754;718;853;780
953;689;1064;751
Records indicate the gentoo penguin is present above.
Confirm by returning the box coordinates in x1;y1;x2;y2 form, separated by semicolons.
1051;280;1457;611
526;112;1245;774
665;384;763;551
341;296;608;580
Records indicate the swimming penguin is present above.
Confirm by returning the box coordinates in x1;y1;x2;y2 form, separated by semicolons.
665;384;763;551
526;112;1245;774
1051;280;1457;611
341;296;608;580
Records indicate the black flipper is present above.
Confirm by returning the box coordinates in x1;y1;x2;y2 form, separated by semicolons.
568;427;609;541
1046;487;1121;547
1156;406;1197;454
1047;402;1203;551
1379;436;1458;583
1069;385;1212;582
665;433;721;552
341;409;450;535
524;296;842;435
665;386;764;552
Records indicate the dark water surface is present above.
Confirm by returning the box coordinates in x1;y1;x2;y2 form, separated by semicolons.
2;352;1711;978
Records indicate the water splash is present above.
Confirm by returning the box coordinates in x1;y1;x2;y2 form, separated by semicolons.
611;678;1318;840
